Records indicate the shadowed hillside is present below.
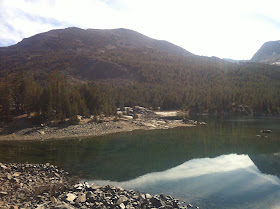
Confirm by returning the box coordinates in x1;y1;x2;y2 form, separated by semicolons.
1;27;280;122
0;27;193;81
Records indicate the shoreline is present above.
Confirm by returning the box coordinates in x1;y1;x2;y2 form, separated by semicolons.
0;162;195;208
0;118;195;141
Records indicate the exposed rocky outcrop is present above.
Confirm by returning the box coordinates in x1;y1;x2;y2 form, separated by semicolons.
0;162;77;208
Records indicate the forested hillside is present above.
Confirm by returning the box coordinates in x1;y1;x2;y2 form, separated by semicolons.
98;55;280;114
0;71;106;123
1;27;280;124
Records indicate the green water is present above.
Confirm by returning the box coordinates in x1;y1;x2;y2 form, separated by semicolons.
1;116;280;209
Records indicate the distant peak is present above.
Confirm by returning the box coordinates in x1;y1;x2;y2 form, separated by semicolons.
251;40;280;64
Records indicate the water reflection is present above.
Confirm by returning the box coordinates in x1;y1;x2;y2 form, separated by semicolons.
0;116;280;208
250;153;280;179
90;154;280;209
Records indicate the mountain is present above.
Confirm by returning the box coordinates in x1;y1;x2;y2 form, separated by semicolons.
0;27;194;81
251;40;280;65
1;27;280;115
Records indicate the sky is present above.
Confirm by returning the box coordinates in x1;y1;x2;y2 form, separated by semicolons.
1;0;280;60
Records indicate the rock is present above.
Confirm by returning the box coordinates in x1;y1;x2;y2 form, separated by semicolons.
86;191;94;198
76;194;86;203
132;195;140;200
140;194;146;199
50;196;57;203
116;195;129;205
119;203;126;209
145;193;152;199
0;191;8;196
0;162;190;209
55;202;75;209
7;173;12;180
91;185;101;190
66;193;77;203
150;197;164;207
123;115;133;120
173;201;180;208
187;203;194;208
84;181;90;188
36;204;45;209
38;131;45;135
12;172;21;177
159;193;166;200
86;192;97;203
0;163;7;169
14;178;20;183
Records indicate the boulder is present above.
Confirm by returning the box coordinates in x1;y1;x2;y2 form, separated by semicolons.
119;203;125;209
187;203;194;208
0;163;7;169
91;184;101;190
76;194;86;203
66;193;77;203
116;195;129;205
7;173;12;180
150;197;164;207
13;172;21;177
38;131;45;135
145;193;152;199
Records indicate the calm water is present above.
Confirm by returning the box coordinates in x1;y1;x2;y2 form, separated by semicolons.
1;116;280;209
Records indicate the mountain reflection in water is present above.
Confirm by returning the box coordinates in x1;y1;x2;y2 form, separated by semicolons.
1;116;280;208
90;154;280;209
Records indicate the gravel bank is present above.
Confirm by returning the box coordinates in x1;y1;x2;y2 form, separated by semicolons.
0;163;198;209
0;118;195;141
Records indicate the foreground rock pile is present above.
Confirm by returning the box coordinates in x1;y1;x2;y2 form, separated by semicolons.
48;182;192;209
0;163;197;209
0;162;76;208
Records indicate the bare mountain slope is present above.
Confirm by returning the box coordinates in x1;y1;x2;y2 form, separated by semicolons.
251;40;280;65
0;27;194;80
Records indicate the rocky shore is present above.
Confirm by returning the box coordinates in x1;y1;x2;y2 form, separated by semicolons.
0;118;195;141
0;163;197;209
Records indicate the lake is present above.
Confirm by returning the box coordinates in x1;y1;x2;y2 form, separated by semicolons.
1;116;280;209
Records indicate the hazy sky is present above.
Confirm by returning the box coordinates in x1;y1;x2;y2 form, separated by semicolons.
1;0;280;60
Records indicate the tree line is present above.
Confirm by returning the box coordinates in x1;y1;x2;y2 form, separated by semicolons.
0;71;107;124
1;53;280;125
95;49;280;115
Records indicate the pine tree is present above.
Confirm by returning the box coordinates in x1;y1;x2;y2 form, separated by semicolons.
0;73;12;121
12;70;26;114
